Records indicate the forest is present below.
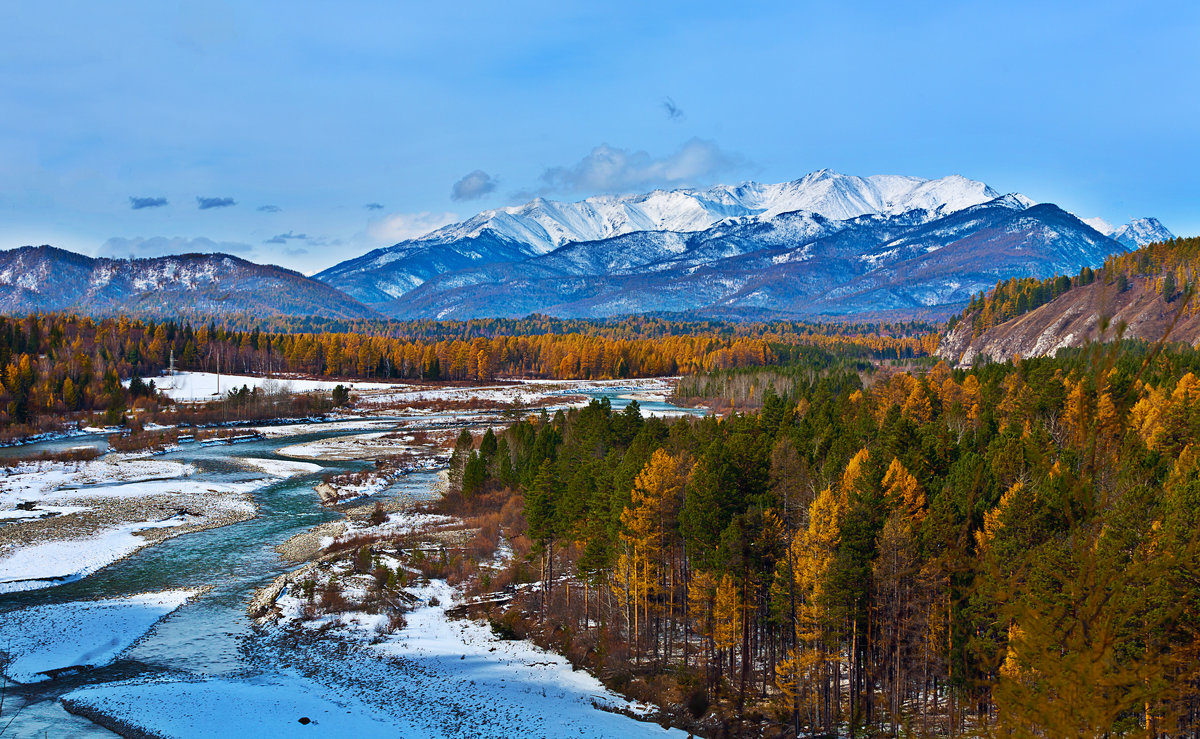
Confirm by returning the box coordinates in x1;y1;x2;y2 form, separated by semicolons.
441;338;1200;737
0;312;935;433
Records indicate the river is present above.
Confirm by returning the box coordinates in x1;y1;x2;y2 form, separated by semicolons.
0;388;704;737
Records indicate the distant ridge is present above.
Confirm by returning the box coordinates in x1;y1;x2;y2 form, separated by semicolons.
0;245;378;319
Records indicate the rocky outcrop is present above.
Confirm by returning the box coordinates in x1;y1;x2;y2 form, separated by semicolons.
937;276;1200;366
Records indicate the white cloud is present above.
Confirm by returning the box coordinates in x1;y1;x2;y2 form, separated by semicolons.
536;138;741;195
451;170;498;201
366;211;458;243
97;236;254;259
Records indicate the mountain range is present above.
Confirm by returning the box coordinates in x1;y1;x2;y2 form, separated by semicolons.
315;170;1172;319
0;170;1176;320
0;246;377;319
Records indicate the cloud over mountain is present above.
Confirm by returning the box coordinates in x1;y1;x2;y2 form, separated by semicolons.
451;170;497;201
366;211;458;243
535;139;740;195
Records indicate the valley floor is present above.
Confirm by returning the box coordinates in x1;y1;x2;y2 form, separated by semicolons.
0;376;692;738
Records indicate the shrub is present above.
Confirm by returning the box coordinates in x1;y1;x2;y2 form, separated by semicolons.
368;502;388;527
318;581;351;613
353;545;372;574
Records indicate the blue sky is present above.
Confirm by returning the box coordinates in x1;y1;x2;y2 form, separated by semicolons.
1;1;1196;273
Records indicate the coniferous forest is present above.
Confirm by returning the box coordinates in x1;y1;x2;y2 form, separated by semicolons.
441;337;1200;737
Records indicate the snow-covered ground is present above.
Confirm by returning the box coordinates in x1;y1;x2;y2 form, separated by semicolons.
361;376;676;410
137;371;408;402
238;577;687;738
64;672;421;737
233;457;323;478
323;510;454;549
250;417;399;438
0;450;322;594
371;580;681;737
277;431;409;461
1;590;198;682
136;371;678;415
0;457;195;507
3;377;701;735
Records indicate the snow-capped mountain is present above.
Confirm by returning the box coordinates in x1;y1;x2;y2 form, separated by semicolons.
313;170;1176;320
1081;216;1174;248
381;197;1130;320
316;170;1006;302
418;170;1001;253
0;246;378;319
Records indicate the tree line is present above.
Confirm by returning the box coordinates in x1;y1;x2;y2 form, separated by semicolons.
0;312;934;431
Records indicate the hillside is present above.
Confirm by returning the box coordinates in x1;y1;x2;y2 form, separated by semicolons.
938;276;1198;364
0;246;378;319
938;236;1200;365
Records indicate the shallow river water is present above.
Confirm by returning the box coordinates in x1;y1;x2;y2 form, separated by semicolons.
0;390;703;736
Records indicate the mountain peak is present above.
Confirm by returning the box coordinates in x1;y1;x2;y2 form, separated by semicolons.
1082;215;1173;248
404;170;1013;257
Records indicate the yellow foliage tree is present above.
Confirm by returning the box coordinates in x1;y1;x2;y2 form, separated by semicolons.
882;456;925;523
713;573;742;653
618;448;689;653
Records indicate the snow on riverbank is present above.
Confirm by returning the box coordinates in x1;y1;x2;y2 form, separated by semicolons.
234;457;323;478
250;417;399;438
63;671;420;737
0;457;195;507
277;431;407;461
259;577;685;738
361;376;677;410
0;590;198;682
0;444;344;594
377;579;674;734
140;372;407;402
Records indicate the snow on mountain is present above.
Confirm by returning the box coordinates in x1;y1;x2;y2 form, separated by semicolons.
317;170;1018;304
376;196;1128;321
1080;216;1173;248
1112;217;1174;248
0;246;378;319
407;170;1007;255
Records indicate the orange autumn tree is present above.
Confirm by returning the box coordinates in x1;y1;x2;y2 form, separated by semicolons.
615;448;689;659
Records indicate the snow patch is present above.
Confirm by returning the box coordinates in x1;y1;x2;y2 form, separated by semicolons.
0;590;198;682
